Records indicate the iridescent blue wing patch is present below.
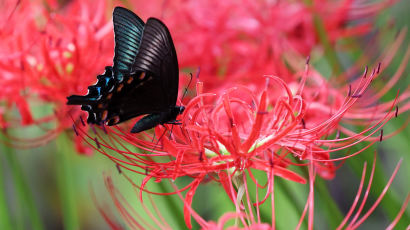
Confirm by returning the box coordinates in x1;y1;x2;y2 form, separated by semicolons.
112;7;145;82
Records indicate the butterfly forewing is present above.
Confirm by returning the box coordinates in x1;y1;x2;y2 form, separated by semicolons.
132;18;179;107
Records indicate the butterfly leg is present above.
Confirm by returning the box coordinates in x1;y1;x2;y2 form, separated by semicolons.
148;125;167;153
166;120;182;125
167;124;175;139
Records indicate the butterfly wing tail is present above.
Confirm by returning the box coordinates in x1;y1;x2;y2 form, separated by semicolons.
67;66;114;105
66;95;95;105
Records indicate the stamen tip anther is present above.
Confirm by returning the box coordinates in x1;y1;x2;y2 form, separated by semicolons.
229;118;234;127
94;137;101;148
199;151;203;162
363;66;368;78
335;130;340;139
91;125;97;134
80;116;86;126
269;158;274;168
395;106;398;118
101;123;107;134
72;124;78;136
257;111;268;115
196;67;201;79
116;164;122;174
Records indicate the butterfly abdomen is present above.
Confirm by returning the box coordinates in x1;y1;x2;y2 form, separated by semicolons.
130;106;184;133
130;113;162;133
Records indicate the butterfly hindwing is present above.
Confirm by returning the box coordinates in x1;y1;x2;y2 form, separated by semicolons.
66;66;113;106
67;7;146;124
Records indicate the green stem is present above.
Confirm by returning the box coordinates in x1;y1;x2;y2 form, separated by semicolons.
299;167;344;229
0;153;13;230
276;178;308;229
2;145;44;230
304;0;342;76
56;133;80;230
157;181;186;229
314;178;344;228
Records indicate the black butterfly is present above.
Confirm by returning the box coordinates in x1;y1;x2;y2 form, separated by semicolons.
67;7;184;133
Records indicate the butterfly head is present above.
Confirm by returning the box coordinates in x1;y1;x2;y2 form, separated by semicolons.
178;106;185;115
164;106;185;124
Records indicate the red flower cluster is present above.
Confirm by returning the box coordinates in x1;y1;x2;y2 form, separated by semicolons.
75;42;409;226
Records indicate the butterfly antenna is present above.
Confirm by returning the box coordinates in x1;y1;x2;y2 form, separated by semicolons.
181;73;193;103
147;127;168;155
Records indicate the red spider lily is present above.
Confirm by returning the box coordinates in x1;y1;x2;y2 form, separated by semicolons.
129;0;397;91
94;152;408;229
73;44;409;227
0;0;113;152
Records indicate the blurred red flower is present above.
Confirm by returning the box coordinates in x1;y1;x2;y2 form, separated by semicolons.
0;0;43;126
0;0;113;153
129;0;397;91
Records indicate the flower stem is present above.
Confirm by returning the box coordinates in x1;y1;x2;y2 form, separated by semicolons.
2;143;44;230
0;152;13;230
299;166;343;228
157;181;187;229
304;0;342;76
56;133;80;230
314;178;344;228
275;178;307;229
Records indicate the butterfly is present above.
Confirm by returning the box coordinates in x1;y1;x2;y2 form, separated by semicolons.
67;7;184;133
